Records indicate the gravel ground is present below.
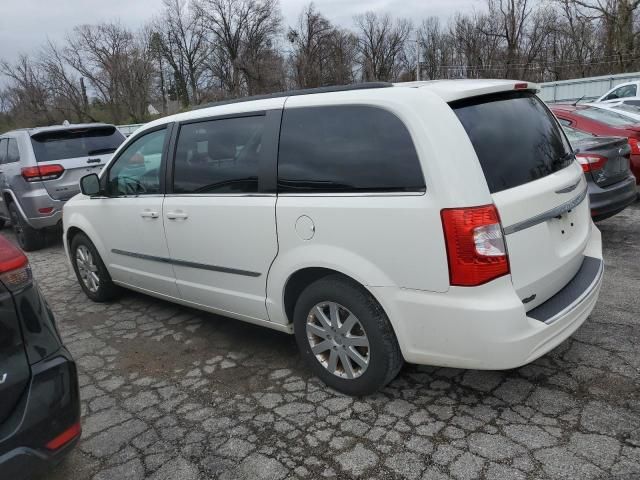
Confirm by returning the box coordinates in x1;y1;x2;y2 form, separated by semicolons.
10;201;639;480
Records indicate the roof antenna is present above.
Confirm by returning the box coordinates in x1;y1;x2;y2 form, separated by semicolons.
572;95;585;107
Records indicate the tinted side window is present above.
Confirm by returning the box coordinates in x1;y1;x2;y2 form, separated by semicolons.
278;106;424;193
6;139;20;163
0;140;7;164
108;129;166;196
173;115;264;194
620;84;637;98
452;92;572;193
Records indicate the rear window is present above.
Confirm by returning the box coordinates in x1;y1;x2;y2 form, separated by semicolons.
612;104;640;115
31;127;125;163
563;126;594;143
575;106;634;126
452;92;573;193
278;105;425;193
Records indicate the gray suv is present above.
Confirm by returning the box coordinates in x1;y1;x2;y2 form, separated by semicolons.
0;124;125;250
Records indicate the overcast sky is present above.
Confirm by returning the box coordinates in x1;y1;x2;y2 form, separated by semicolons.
0;0;483;64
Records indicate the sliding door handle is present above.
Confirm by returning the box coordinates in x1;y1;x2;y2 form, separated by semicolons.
140;210;159;219
166;210;188;220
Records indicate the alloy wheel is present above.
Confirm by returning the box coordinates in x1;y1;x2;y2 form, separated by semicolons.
76;245;100;293
306;301;370;379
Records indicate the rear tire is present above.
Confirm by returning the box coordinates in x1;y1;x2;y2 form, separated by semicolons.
293;274;404;396
70;233;120;302
9;203;45;251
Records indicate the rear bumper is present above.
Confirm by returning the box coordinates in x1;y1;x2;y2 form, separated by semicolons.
10;188;65;229
588;174;637;221
372;223;603;370
0;348;81;480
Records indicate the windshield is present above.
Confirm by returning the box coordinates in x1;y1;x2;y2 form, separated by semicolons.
576;107;636;127
31;127;125;162
452;92;573;193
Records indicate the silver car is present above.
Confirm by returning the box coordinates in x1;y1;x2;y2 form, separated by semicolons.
0;124;125;250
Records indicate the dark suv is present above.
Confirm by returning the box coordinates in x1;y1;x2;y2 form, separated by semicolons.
0;234;80;478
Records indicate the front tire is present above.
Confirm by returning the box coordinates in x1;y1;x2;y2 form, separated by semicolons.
70;233;120;302
9;203;45;251
293;274;404;396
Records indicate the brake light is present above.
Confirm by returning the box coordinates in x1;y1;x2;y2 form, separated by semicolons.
576;153;607;172
441;205;509;286
21;164;64;182
45;422;81;450
0;235;31;291
514;82;528;90
628;138;640;155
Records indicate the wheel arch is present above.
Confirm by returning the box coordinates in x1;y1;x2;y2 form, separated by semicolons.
64;214;110;262
280;266;391;329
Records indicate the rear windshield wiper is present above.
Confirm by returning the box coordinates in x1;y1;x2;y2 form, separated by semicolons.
87;147;117;156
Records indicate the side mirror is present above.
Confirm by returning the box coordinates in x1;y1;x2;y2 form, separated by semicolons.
80;173;101;197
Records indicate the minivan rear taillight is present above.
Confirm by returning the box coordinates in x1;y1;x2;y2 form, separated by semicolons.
0;235;32;291
441;205;509;286
576;153;606;173
21;164;64;182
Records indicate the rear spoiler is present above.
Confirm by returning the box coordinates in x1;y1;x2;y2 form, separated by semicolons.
30;125;117;140
424;80;540;103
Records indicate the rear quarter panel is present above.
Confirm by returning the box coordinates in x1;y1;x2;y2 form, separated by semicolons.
267;87;495;325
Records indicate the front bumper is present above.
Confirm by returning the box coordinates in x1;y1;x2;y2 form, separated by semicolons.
588;174;637;221
0;348;81;480
372;224;603;370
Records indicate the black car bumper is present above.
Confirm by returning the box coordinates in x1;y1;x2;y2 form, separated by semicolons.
589;174;638;222
0;348;81;480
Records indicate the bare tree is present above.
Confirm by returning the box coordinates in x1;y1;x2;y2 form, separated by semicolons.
39;40;95;122
195;0;282;97
354;12;412;82
0;55;54;124
64;22;156;123
154;0;209;106
287;3;357;88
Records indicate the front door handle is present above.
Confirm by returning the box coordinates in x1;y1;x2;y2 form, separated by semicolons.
140;210;159;219
166;210;188;220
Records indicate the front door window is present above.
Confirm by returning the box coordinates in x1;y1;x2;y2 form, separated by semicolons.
107;129;166;196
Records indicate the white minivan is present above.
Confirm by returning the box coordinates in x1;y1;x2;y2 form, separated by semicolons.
63;80;603;395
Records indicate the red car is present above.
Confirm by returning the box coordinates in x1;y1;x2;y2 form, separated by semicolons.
550;104;640;185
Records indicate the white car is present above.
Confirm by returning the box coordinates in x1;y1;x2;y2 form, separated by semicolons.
63;80;603;395
597;81;640;102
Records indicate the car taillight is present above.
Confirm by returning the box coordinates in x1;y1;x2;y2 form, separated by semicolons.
46;422;81;450
628;138;640;155
0;235;32;291
21;164;64;182
441;205;509;286
576;153;607;172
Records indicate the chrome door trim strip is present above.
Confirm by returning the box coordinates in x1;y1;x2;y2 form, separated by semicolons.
503;187;588;235
111;249;261;277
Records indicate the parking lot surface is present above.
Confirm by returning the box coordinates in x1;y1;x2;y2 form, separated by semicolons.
15;202;640;480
